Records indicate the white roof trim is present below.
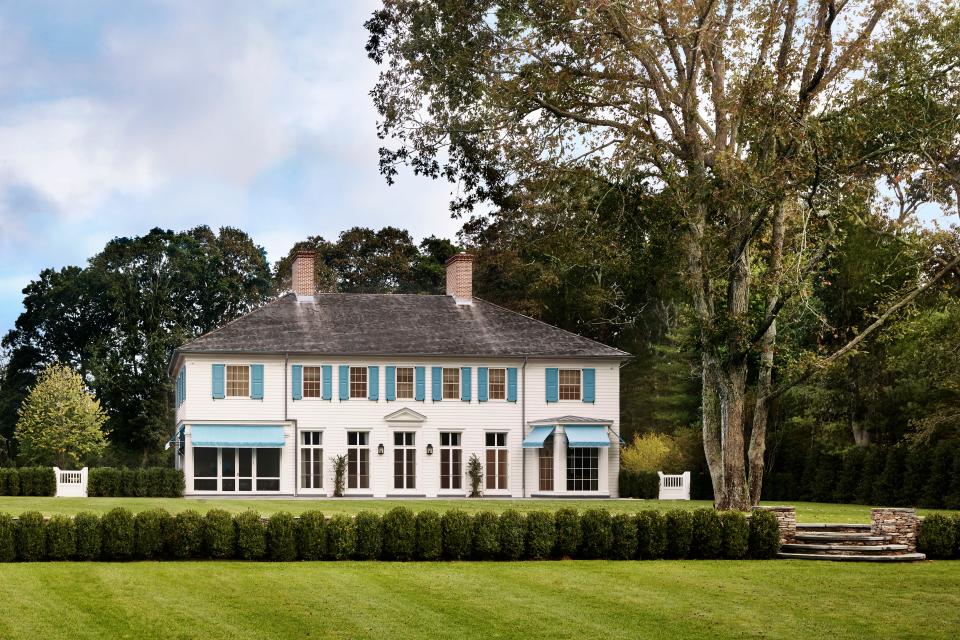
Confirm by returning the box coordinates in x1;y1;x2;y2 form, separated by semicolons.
384;407;428;423
527;415;614;426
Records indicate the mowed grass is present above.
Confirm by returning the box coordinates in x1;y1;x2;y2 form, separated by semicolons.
0;496;957;522
0;560;958;639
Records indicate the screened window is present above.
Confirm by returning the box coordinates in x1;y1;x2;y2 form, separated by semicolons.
300;431;323;489
393;432;416;489
226;365;249;397
488;368;506;400
349;367;367;399
485;432;508;490
348;431;370;489
539;435;554;491
566;447;599;491
193;446;279;492
559;369;581;400
193;447;218;491
442;368;459;399
396;367;414;399
440;432;462;490
303;366;322;398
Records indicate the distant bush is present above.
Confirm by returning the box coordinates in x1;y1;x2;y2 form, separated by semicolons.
0;468;55;496
234;511;265;560
525;511;555;560
635;511;667;559
382;507;416;561
498;510;526;561
169;510;204;559
748;509;781;559
0;513;15;562
0;469;18;496
88;468;184;497
472;511;500;560
266;512;298;562
918;514;956;559
610;513;638;560
326;515;356;560
353;512;382;560
554;508;581;558
204;509;235;559
719;511;750;559
689;509;723;559
415;510;442;561
664;510;692;559
16;511;46;561
100;508;135;560
296;511;326;561
618;469;661;499
441;510;472;560
134;509;170;560
73;512;101;560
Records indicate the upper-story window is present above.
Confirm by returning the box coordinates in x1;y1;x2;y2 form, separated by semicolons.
396;367;414;399
349;366;367;398
488;368;506;400
442;368;459;399
559;369;581;400
303;366;323;398
226;365;249;397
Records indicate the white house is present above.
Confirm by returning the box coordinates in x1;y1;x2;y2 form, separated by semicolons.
168;250;629;498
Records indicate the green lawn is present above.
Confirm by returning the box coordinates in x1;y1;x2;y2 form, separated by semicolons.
0;496;957;522
0;560;958;639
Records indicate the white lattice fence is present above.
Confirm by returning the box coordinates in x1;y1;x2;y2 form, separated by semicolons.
658;471;691;500
53;467;88;497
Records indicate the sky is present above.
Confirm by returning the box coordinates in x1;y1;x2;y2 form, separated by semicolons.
0;0;463;338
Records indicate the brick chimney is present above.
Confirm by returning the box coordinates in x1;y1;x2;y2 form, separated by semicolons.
445;252;474;304
291;249;316;298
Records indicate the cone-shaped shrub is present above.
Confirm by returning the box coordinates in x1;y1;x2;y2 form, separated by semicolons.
296;511;326;561
354;512;382;560
690;509;723;559
579;509;613;559
748;509;781;559
46;514;76;561
554;508;581;558
134;509;170;559
169;510;204;559
441;509;472;560
498;510;525;560
204;509;235;559
610;513;638;560
415;510;442;560
525;511;555;560
327;515;356;560
0;513;17;562
472;511;500;560
382;507;416;561
235;511;265;560
664;510;693;559
266;512;298;562
100;508;134;560
73;512;101;560
719;511;749;559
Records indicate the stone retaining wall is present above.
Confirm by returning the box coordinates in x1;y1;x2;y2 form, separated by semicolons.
871;507;920;552
754;505;796;544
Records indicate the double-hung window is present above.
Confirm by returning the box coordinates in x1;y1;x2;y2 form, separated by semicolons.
393;432;416;489
349;367;367;399
488;368;506;400
485;432;508;490
347;431;370;489
300;431;323;489
303;366;323;398
226;365;250;397
558;369;581;400
442;368;459;399
439;432;462;490
396;367;414;399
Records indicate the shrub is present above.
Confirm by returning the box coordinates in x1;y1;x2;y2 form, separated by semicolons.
296;511;327;561
381;507;416;561
204;509;236;559
610;513;638;560
498;510;526;560
689;509;723;559
331;455;347;497
326;515;356;560
664;510;693;559
472;511;500;560
353;511;382;560
415;510;442;561
15;511;46;561
955;515;960;559
3;469;20;496
636;511;667;559
618;469;659;499
748;509;781;559
134;509;170;559
87;467;184;497
918;514;956;559
525;511;555;560
554;508;581;558
100;508;135;560
266;512;298;562
719;511;750;559
0;513;15;562
579;509;613;559
17;468;56;496
467;454;483;497
442;509;473;560
235;511;266;560
73;512;101;560
169;510;204;559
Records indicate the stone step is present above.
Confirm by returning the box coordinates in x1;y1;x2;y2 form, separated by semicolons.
781;542;909;555
778;552;926;563
793;531;889;544
796;523;871;533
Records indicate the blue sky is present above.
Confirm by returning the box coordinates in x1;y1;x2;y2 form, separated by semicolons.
0;1;462;337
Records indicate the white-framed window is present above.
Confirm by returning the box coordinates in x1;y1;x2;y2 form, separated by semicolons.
440;432;462;490
485;432;508;490
539;435;554;491
300;431;323;489
393;431;416;489
566;447;599;491
396;366;414;399
488;368;506;400
347;431;370;489
226;365;250;397
559;369;581;400
349;367;367;399
303;366;323;398
442;368;459;399
192;446;280;492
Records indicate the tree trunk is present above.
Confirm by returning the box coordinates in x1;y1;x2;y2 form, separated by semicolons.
702;356;724;504
716;358;751;510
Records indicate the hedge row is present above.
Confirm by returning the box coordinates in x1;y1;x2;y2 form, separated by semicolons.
87;468;184;497
618;470;660;499
0;507;781;562
917;514;960;559
0;468;56;496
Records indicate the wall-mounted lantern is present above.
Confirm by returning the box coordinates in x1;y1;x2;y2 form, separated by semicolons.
426;443;434;456
378;443;385;455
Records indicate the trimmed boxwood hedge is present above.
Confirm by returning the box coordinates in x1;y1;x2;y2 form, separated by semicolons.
0;506;789;562
87;468;184;498
918;514;956;559
0;468;55;496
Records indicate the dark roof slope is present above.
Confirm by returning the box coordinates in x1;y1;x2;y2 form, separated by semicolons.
174;293;629;362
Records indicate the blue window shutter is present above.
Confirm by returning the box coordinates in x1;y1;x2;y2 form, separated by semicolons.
545;368;559;403
250;364;264;400
321;365;332;400
212;364;225;399
291;365;303;401
339;365;350;400
461;367;471;402
582;368;596;403
507;367;518;402
368;366;379;400
477;367;488;402
415;366;425;401
385;366;396;401
431;367;442;401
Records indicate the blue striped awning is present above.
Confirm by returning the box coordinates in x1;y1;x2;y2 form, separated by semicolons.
522;425;556;448
564;425;611;447
190;425;285;447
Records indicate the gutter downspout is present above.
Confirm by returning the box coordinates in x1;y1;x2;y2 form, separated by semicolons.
521;356;527;498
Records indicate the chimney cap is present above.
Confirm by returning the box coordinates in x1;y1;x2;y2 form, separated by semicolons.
445;251;474;266
293;247;317;258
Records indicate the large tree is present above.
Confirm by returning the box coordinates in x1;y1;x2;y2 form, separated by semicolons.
367;0;960;508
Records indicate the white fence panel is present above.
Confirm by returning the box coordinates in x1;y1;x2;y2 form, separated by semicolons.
658;471;691;500
54;467;88;497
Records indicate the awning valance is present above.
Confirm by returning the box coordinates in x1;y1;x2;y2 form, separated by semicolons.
191;425;285;447
564;425;611;448
522;425;556;448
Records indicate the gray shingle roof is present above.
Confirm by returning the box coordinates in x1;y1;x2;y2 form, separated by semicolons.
173;293;629;363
